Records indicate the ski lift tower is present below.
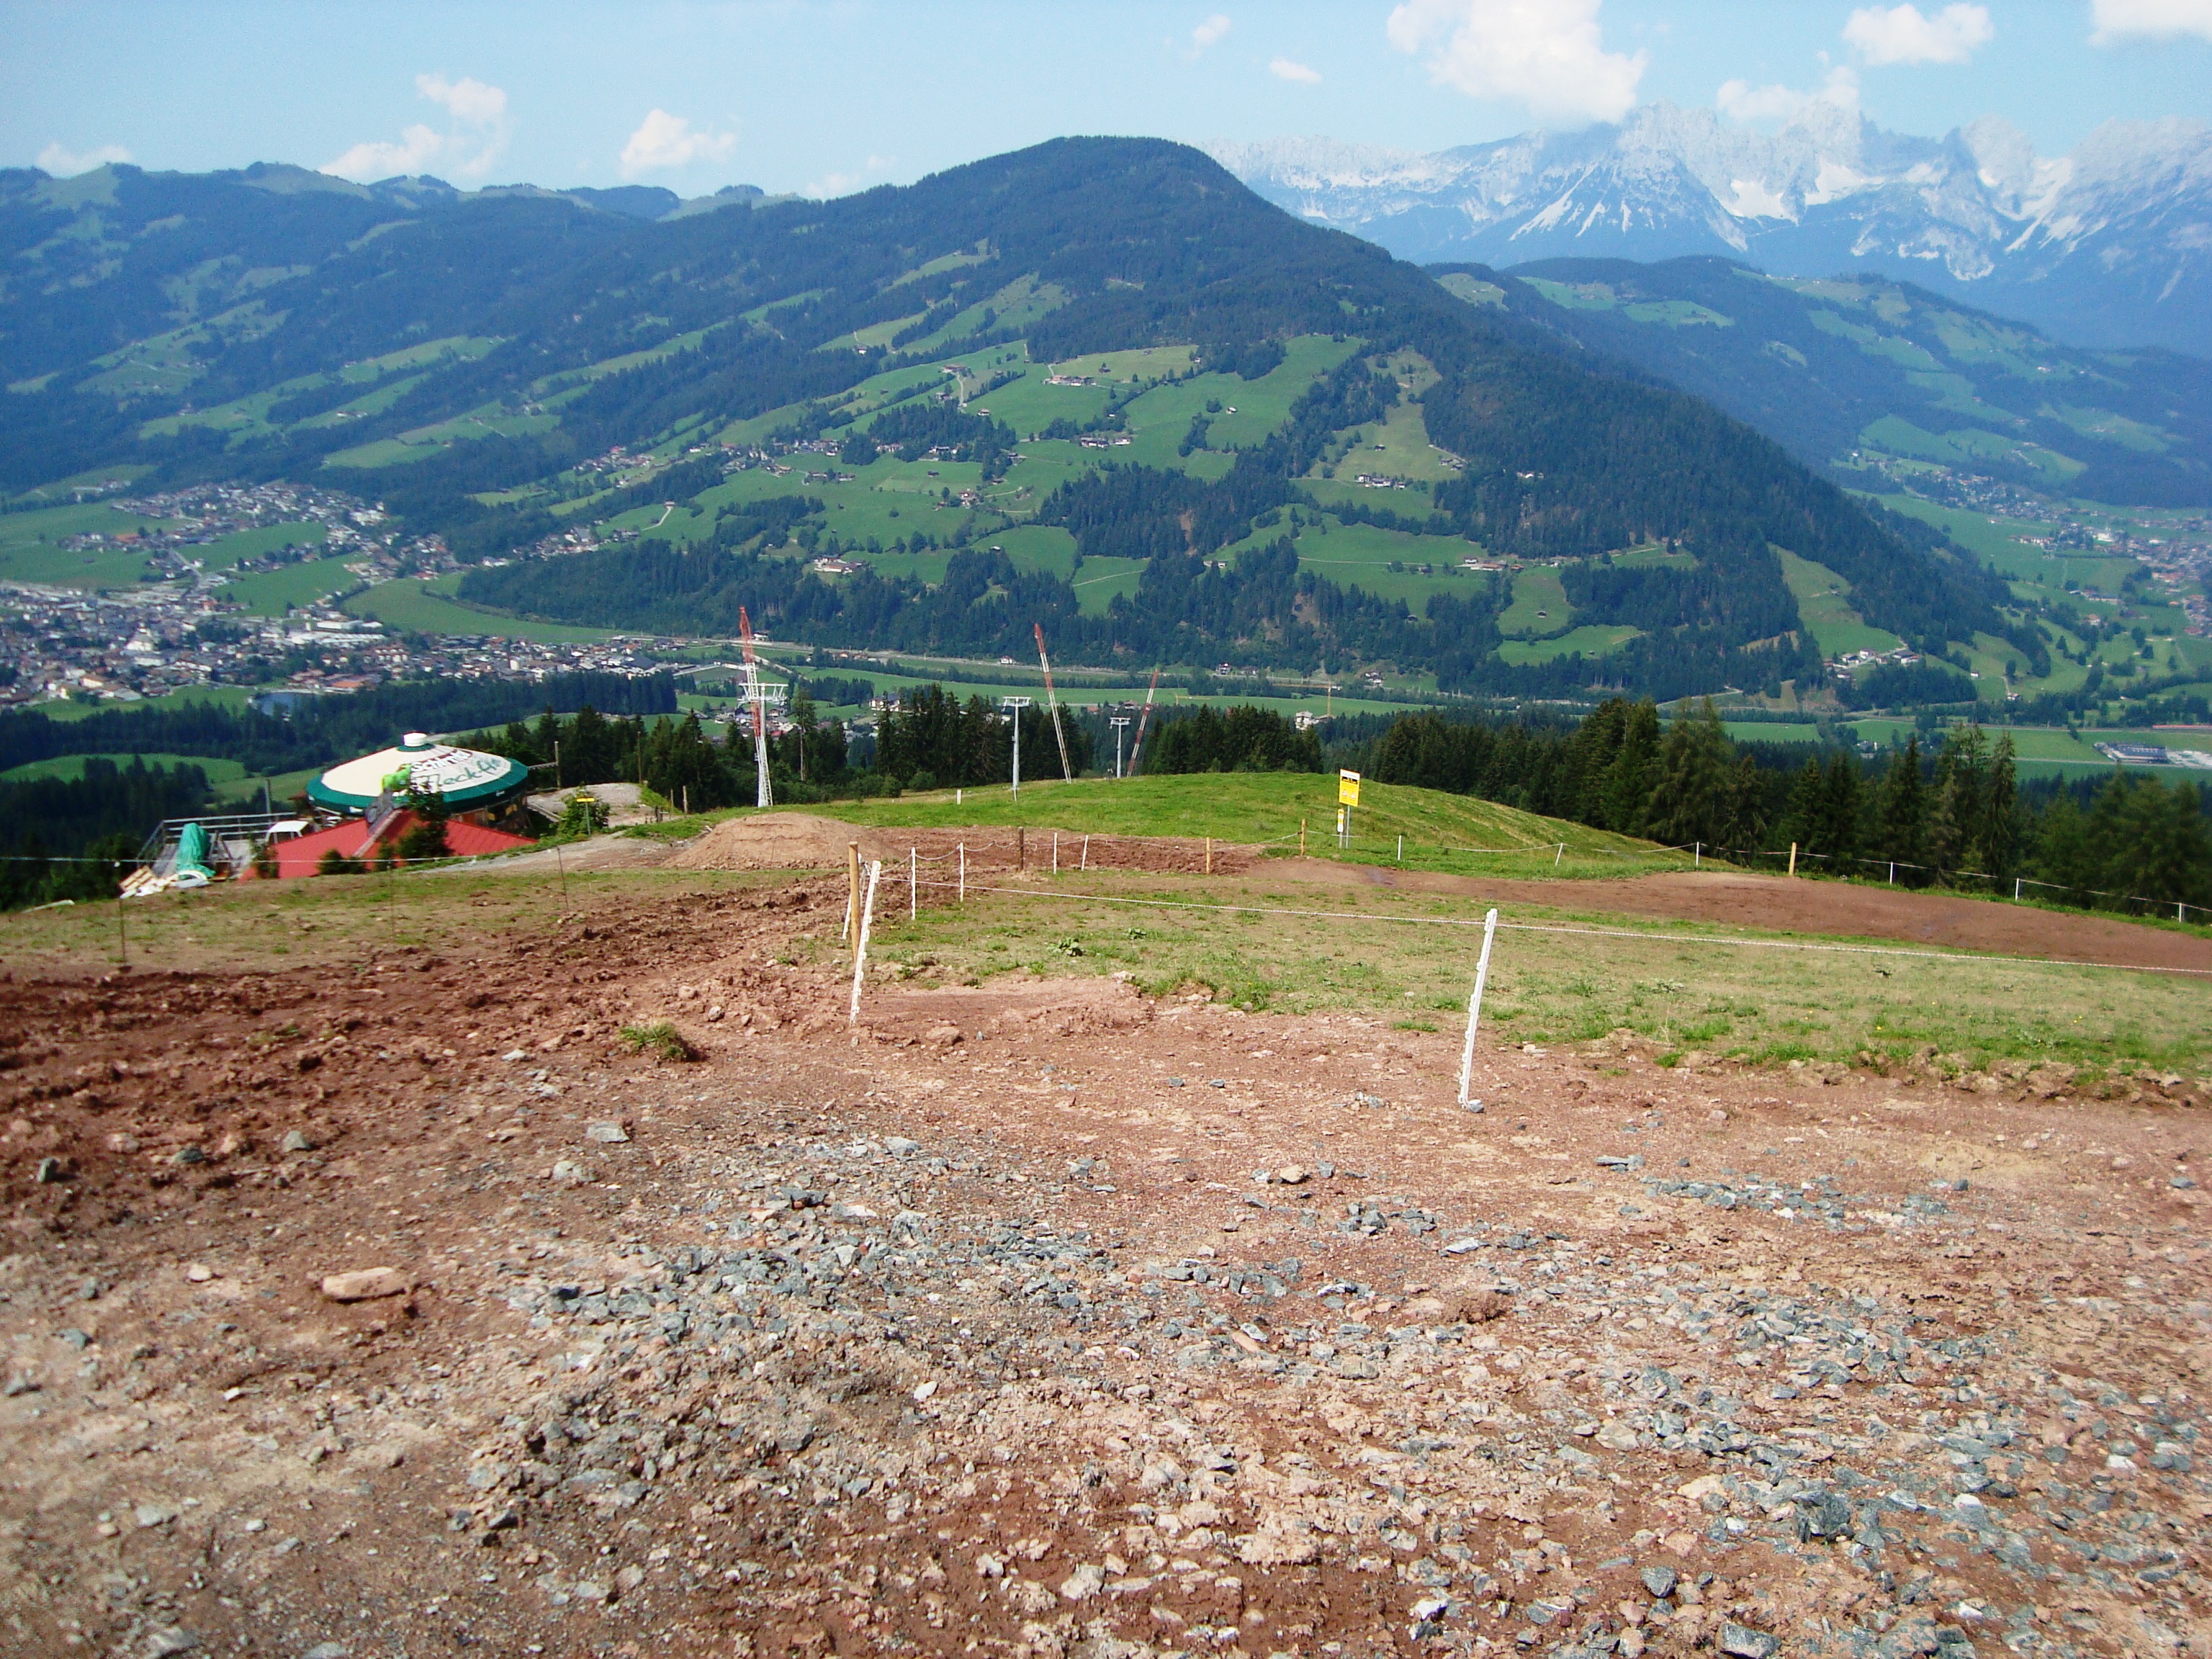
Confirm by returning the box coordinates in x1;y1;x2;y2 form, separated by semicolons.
1001;696;1033;796
737;607;786;809
738;663;788;807
1110;716;1132;778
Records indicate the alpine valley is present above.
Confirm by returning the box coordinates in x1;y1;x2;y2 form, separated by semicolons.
0;135;2191;711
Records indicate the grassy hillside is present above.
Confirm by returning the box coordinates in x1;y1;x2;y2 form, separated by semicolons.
4;141;2023;710
750;770;1683;879
1478;256;2212;508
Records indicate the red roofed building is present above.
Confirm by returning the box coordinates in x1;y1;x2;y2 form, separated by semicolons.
256;809;534;881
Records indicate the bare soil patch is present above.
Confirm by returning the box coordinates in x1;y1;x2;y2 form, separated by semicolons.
674;813;1263;878
1284;860;2212;973
1;871;2206;1658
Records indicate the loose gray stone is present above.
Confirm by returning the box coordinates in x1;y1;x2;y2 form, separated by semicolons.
281;1131;315;1154
1798;1492;1853;1541
1640;1565;1678;1599
585;1122;629;1143
1719;1624;1777;1658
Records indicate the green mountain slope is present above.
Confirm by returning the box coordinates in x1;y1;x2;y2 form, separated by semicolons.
1;141;2030;702
1444;256;2212;508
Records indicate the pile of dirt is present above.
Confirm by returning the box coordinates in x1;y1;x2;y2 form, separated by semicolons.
667;809;893;871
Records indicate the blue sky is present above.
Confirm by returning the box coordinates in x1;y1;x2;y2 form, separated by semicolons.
6;1;2210;195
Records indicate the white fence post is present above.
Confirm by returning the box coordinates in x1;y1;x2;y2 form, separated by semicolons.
1457;908;1499;1108
909;846;917;921
848;860;883;1023
958;842;966;903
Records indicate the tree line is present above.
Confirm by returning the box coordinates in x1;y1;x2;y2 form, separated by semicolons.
1364;701;2211;914
0;757;215;910
0;671;676;781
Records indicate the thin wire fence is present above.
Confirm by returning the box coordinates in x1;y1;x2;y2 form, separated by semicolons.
9;809;2203;927
892;877;2212;979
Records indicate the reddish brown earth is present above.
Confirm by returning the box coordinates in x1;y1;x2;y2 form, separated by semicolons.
674;814;1267;879
1282;864;2212;976
1;875;2208;1659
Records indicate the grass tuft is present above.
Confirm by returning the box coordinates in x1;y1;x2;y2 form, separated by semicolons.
619;1020;697;1063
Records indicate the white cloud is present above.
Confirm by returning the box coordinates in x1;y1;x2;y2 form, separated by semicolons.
415;73;506;126
619;110;738;178
1191;14;1232;53
2090;0;2212;43
1842;4;1992;65
1717;66;1861;125
323;72;510;183
37;141;131;176
804;155;893;199
1385;0;1645;125
1269;56;1321;83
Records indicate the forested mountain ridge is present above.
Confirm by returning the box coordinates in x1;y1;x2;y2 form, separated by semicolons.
1433;255;2212;508
3;138;2020;701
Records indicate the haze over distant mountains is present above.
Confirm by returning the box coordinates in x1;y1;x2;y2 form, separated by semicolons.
1209;104;2212;359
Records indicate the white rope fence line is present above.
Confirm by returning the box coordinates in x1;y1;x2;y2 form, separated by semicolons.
895;877;2212;979
1717;843;2208;922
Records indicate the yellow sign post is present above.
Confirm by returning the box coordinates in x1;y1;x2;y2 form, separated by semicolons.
1336;770;1360;848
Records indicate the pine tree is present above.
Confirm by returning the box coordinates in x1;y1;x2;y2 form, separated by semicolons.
1873;737;1925;884
1601;700;1662;837
1982;733;2021;888
1815;753;1862;867
1927;724;1987;884
2110;776;2212;912
1645;699;1729;848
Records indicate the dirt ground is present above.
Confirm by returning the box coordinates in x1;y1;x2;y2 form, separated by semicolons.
671;817;2212;973
1;868;2208;1659
673;816;1266;879
1280;866;2212;976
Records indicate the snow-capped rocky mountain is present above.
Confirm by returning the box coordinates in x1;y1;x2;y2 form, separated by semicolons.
1209;106;2212;357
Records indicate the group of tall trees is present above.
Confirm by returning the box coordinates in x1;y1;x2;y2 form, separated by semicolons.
0;757;212;910
872;685;1093;791
0;673;675;782
1371;699;1768;850
1781;726;2021;886
1141;703;1322;775
1363;700;2211;914
467;702;855;812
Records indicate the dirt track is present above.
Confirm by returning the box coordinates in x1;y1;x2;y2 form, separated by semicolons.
672;814;1268;878
674;815;2212;974
1279;865;2212;974
1;868;2207;1658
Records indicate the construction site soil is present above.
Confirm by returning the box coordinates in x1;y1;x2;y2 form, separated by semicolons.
672;816;1265;880
668;818;2211;973
1;863;2208;1659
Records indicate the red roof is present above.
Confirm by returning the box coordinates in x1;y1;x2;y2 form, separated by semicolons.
257;810;534;879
